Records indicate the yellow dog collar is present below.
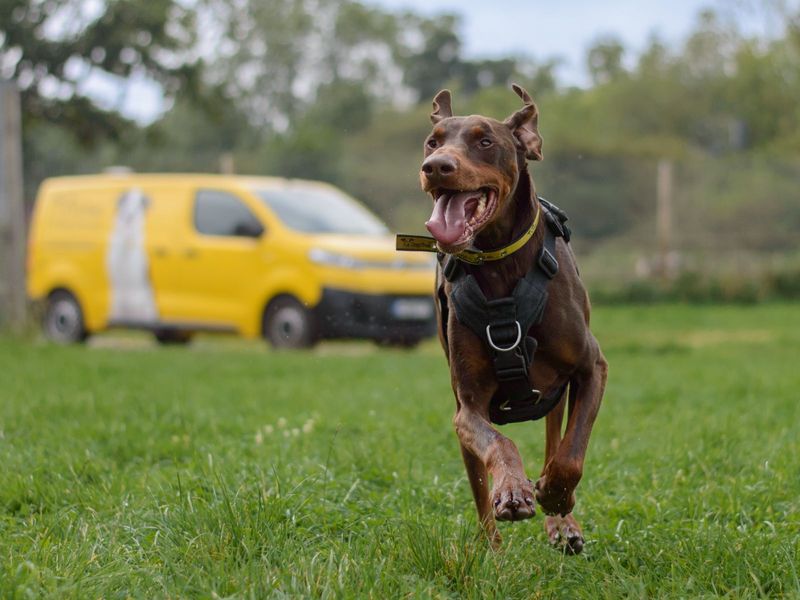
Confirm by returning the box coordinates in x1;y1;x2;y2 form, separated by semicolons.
396;203;540;265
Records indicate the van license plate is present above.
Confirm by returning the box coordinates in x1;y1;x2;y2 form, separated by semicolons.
390;299;433;320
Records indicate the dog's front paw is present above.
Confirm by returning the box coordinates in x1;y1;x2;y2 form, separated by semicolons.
491;477;535;521
534;475;576;516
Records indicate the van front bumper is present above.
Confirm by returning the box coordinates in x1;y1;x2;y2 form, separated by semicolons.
314;288;436;342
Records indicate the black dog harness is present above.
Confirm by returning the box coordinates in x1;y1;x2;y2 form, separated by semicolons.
398;197;572;425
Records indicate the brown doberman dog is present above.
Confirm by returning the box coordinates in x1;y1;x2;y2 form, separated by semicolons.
414;85;608;553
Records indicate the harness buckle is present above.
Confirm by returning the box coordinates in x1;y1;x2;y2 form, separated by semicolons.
544;210;562;237
493;344;530;382
538;248;559;279
485;321;522;352
541;199;572;243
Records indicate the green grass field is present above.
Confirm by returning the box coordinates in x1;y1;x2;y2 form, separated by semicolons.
1;304;799;599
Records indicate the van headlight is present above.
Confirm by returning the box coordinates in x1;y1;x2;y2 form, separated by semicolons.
309;248;436;270
308;248;361;269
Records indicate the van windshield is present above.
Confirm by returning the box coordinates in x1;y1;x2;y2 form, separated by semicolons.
253;185;388;235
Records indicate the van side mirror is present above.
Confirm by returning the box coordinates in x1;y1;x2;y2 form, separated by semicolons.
234;220;264;238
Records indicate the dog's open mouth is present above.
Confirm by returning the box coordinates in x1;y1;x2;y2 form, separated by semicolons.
425;188;498;252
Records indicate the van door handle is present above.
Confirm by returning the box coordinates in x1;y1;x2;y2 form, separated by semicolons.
153;247;168;258
183;248;198;259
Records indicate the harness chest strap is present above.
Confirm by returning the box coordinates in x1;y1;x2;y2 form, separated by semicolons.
446;220;562;424
395;198;572;425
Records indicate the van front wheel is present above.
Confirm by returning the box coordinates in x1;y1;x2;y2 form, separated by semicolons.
263;297;318;349
43;290;88;344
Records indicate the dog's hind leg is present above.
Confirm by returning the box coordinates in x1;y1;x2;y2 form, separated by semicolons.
544;513;584;555
541;387;585;553
460;443;501;548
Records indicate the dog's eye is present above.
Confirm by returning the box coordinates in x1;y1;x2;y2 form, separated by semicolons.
427;138;438;149
479;138;493;148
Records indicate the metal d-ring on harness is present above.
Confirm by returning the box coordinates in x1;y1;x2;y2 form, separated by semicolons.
486;322;522;352
440;197;572;425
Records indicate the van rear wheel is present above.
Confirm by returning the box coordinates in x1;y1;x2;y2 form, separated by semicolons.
43;290;88;344
263;297;318;349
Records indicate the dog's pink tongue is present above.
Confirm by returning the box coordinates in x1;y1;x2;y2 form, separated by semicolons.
426;192;478;246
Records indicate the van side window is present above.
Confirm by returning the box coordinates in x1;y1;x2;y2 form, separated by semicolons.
194;190;264;238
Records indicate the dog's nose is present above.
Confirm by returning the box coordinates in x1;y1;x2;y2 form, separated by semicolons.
421;154;457;179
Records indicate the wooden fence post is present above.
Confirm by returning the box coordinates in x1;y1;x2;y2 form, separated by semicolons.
656;159;674;280
0;80;27;331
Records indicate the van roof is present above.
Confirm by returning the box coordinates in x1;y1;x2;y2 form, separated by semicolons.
38;173;339;194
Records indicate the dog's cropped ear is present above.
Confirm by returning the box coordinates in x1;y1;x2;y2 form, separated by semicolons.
503;83;543;161
430;89;453;124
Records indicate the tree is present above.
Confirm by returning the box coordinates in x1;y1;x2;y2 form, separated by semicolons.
0;0;200;145
399;12;463;101
206;0;414;128
587;37;626;85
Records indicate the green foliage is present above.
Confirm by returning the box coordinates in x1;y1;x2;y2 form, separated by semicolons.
1;304;799;596
400;12;463;101
592;263;800;305
2;0;206;202
1;0;199;143
9;0;800;286
586;36;626;86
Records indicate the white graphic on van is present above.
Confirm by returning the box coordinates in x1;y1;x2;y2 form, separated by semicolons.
107;188;158;323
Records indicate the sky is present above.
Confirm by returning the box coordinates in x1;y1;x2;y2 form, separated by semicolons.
104;0;796;122
365;0;793;85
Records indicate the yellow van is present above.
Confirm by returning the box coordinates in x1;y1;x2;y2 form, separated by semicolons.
27;174;436;348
